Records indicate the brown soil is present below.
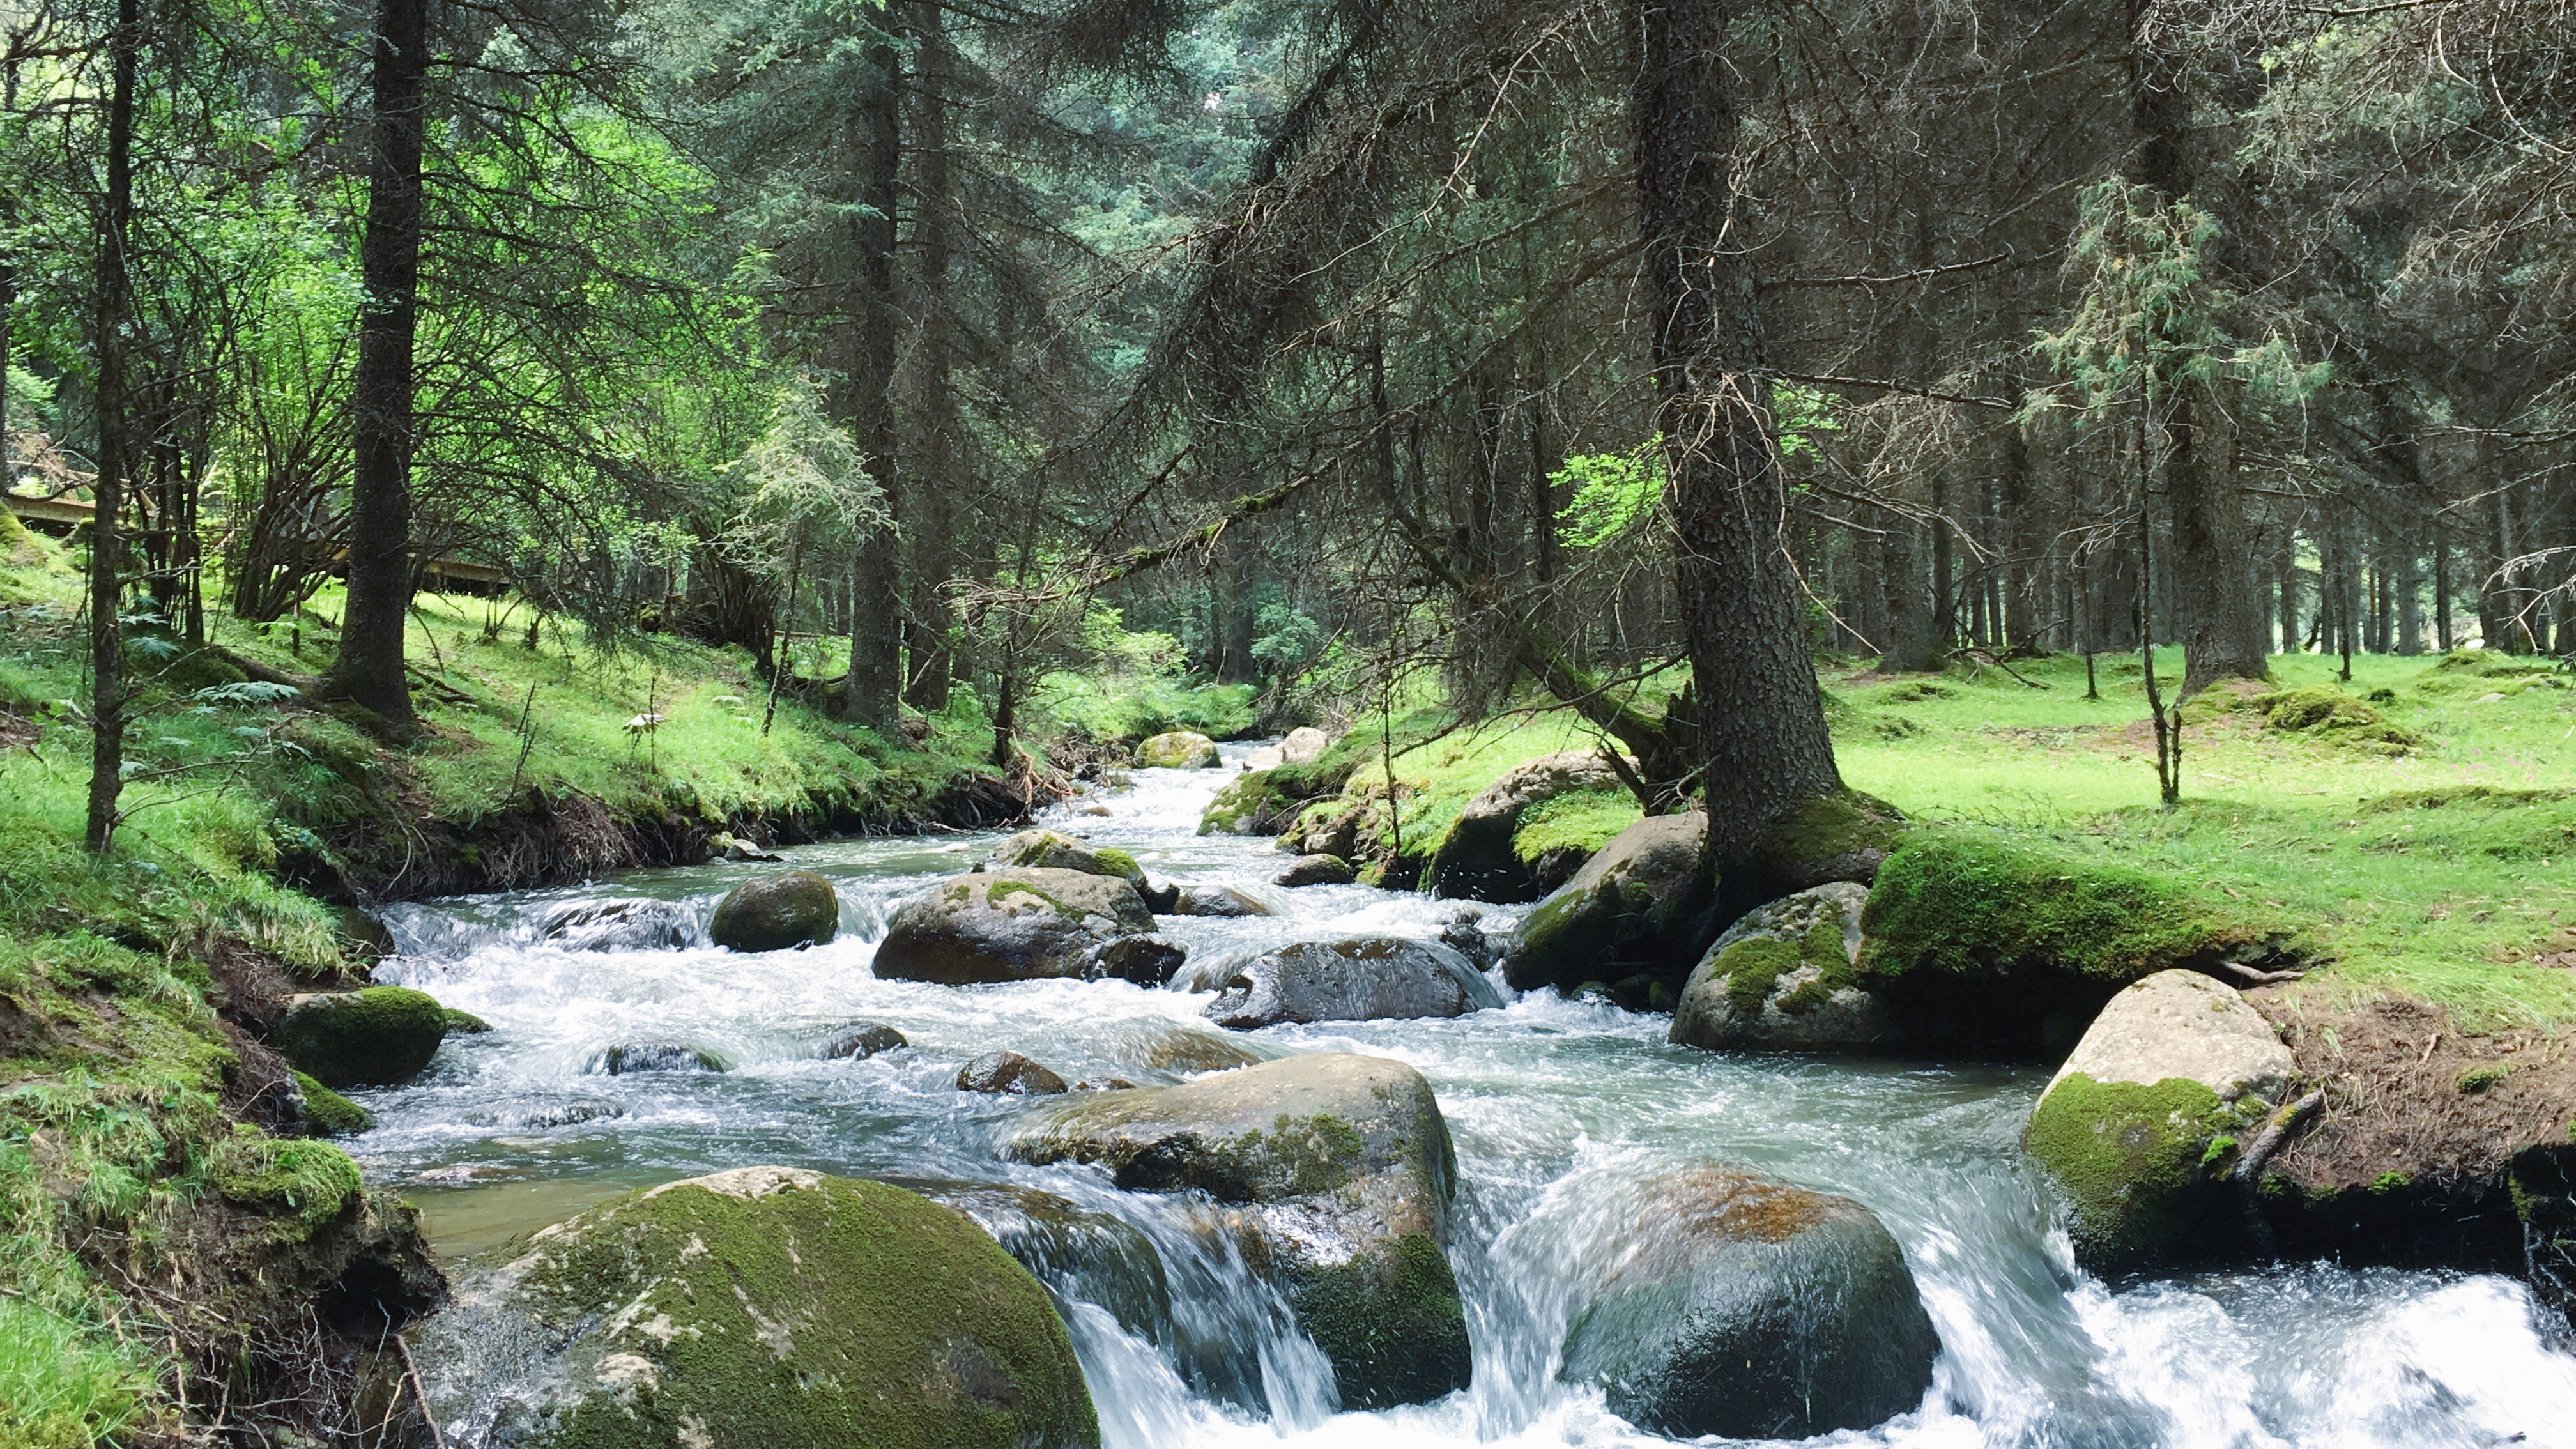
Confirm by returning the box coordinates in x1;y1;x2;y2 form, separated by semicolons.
2250;988;2576;1192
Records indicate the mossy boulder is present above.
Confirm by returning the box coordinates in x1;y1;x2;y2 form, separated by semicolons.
1671;882;1889;1051
1503;812;1719;993
1136;730;1220;769
1004;1053;1471;1409
707;870;841;953
2022;970;2296;1273
1280;726;1330;764
273;986;450;1088
291;1070;376;1136
1855;831;2301;1052
818;1022;907;1059
1171;884;1273;917
1427;751;1630;903
1560;1167;1938;1439
1203;937;1504;1030
586;1041;729;1075
2255;686;2423;755
1199;769;1297;836
874;868;1155;985
991;828;1144;884
1274;853;1356;887
412;1168;1097;1449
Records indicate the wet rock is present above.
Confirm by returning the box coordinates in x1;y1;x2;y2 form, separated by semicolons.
958;1050;1070;1095
444;1008;493;1034
1503;813;1719;993
1670;883;1890;1051
1111;1023;1267;1077
411;1169;1096;1449
1199;769;1299;836
706;871;839;953
1136;730;1220;769
1004;1053;1471;1409
992;827;1145;884
873;868;1155;985
1436;908;1499;970
538;897;695;951
817;1022;907;1060
1085;933;1188;986
708;831;784;862
586;1042;730;1075
273;986;451;1089
1078;802;1113;816
1577;975;1677;1014
2023;969;2296;1273
1242;744;1285;771
1138;879;1182;914
1172;884;1273;918
1280;726;1330;765
1560;1166;1939;1440
1426;751;1629;903
1274;853;1356;887
1204;938;1503;1030
1074;1077;1138;1092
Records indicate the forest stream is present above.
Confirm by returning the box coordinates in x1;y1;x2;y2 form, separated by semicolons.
362;746;2576;1449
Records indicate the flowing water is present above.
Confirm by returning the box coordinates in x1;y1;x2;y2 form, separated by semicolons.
367;745;2576;1448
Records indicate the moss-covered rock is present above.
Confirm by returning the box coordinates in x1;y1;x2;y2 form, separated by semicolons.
1856;831;2301;1052
1004;1053;1470;1408
990;828;1144;884
1202;937;1503;1029
707;870;841;952
1426;751;1630;903
2022;970;2296;1272
874;868;1155;985
1136;730;1220;769
213;1130;365;1232
1503;813;1719;993
1274;853;1356;887
2255;686;2423;754
1199;769;1296;836
412;1169;1098;1449
1559;1167;1940;1439
291;1070;376;1136
1170;884;1273;917
1671;882;1888;1051
957;1050;1070;1095
272;986;450;1088
443;1008;493;1034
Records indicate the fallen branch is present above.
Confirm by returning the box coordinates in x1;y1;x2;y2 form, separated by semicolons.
2218;960;2305;986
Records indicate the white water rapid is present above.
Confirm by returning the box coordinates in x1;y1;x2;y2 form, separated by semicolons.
366;744;2576;1448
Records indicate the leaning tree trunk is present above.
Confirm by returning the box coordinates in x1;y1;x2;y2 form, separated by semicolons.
1635;0;1846;872
840;35;905;734
86;0;139;850
321;0;427;735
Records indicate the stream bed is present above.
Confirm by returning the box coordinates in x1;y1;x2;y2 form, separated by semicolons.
365;746;2576;1448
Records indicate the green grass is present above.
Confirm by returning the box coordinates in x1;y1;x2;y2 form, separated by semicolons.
1031;669;1257;745
1830;649;2576;1029
0;1299;151;1449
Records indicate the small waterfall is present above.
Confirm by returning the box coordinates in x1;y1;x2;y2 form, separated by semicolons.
372;749;2576;1449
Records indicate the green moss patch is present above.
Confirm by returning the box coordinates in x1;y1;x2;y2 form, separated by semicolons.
1860;830;2297;988
291;1071;375;1136
1510;787;1641;866
1285;1231;1471;1411
212;1131;362;1234
2024;1072;2252;1270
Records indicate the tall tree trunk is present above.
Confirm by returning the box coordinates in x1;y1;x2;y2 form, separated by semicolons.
841;36;905;732
1636;0;1844;870
2131;4;2267;693
903;0;956;711
86;0;139;850
323;0;427;735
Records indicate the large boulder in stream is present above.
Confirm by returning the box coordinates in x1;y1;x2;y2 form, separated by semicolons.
1427;751;1632;903
1004;1053;1472;1409
1560;1166;1940;1440
415;1168;1097;1449
874;868;1155;984
1280;726;1330;765
2023;969;2297;1273
707;870;840;953
1203;937;1502;1030
1136;730;1220;769
1670;883;1892;1052
1504;812;1719;993
273;986;450;1088
990;827;1145;884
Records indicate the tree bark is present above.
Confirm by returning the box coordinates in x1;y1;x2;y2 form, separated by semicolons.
1636;0;1844;866
841;34;905;732
86;0;140;850
321;0;427;736
903;0;956;710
